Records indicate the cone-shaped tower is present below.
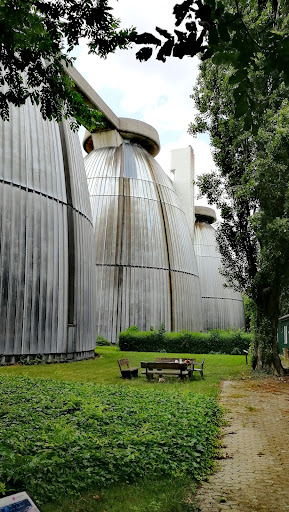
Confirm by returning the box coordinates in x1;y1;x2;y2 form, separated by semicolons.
0;100;96;363
194;206;245;330
84;122;203;342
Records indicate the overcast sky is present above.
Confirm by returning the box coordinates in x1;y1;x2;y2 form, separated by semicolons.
74;0;216;206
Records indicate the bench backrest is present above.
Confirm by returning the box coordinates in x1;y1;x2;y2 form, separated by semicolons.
141;361;188;370
156;357;196;364
156;357;177;363
118;358;130;369
193;357;205;368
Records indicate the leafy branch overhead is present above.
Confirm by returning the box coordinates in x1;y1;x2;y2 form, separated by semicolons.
189;3;289;375
135;0;289;132
0;0;136;129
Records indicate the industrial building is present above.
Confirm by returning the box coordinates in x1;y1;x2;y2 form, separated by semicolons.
84;123;203;343
0;68;245;359
194;206;245;331
0;99;96;363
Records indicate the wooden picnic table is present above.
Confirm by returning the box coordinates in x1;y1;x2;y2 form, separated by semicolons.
141;357;205;380
157;356;205;377
141;361;190;380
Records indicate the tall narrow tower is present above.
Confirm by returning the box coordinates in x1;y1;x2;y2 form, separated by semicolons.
170;147;195;239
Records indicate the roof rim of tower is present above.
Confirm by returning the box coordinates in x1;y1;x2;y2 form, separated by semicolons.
195;205;217;224
64;64;160;157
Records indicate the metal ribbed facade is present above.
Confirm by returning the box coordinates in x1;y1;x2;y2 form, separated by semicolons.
194;220;245;331
0;100;96;363
85;141;202;342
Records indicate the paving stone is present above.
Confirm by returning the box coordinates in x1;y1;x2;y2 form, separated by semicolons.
195;377;289;512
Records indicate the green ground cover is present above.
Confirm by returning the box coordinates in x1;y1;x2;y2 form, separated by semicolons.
0;348;250;512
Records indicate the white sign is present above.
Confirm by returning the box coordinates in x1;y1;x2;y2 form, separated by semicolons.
0;492;40;512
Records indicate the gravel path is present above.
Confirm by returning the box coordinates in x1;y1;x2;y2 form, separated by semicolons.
195;377;289;511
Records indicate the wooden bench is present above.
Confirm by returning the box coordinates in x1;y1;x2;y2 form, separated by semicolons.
117;358;139;379
141;361;190;380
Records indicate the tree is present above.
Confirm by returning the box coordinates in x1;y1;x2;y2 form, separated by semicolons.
0;0;135;129
135;0;289;132
190;55;289;375
135;0;289;375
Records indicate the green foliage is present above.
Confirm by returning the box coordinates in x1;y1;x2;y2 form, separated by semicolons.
231;347;241;355
135;0;289;132
279;286;289;317
95;335;110;347
118;328;252;354
0;0;136;128
126;326;140;332
119;325;166;351
189;7;289;373
242;294;256;333
0;376;221;505
19;354;45;365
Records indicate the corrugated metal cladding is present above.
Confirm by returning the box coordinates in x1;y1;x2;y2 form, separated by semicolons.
85;141;202;342
194;221;245;331
0;100;96;363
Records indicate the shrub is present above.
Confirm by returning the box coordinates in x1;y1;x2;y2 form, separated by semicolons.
0;376;221;504
19;355;44;365
95;334;111;347
231;347;242;355
118;327;253;354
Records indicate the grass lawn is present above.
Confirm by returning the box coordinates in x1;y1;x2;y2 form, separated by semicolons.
0;346;250;396
0;347;250;512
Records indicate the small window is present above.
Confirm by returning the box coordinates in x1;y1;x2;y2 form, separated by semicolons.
285;325;288;345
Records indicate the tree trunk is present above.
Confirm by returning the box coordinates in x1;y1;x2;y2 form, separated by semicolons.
253;304;285;376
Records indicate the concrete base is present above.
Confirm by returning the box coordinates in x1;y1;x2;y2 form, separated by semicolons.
0;350;96;365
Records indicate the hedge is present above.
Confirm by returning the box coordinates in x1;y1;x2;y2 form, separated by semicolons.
118;328;253;355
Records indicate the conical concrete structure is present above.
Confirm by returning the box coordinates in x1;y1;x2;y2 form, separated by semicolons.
194;206;245;331
84;122;203;342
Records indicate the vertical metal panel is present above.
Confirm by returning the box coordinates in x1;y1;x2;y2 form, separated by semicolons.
60;121;92;219
194;221;245;330
0;100;66;201
72;211;96;354
0;99;96;361
0;184;69;355
85;141;203;342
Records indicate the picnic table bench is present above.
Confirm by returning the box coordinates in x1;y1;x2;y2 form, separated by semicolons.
118;358;139;379
141;361;190;380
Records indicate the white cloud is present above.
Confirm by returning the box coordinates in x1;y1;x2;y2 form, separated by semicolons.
110;0;179;32
75;1;216;210
76;0;200;139
77;45;199;135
